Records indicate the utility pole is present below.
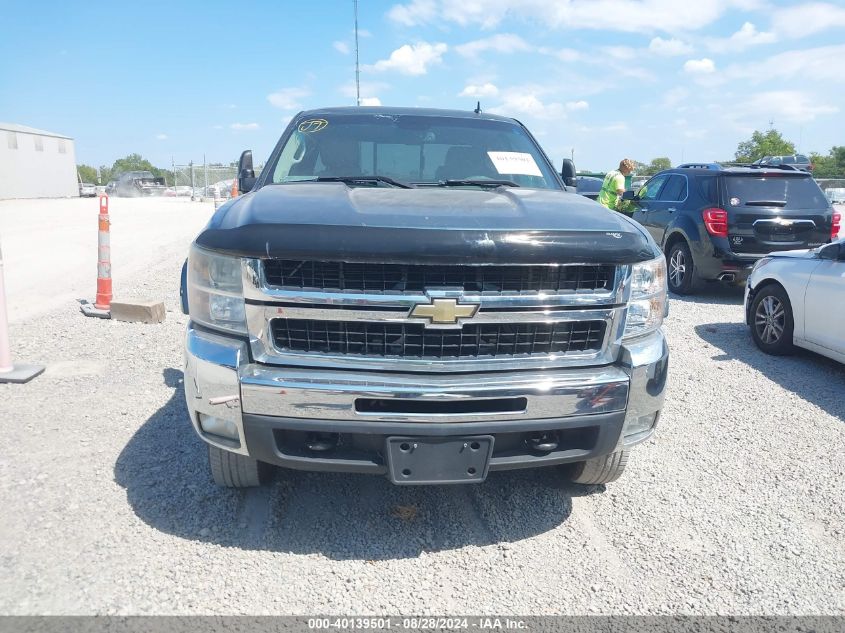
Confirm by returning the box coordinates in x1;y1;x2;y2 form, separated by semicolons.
354;0;361;106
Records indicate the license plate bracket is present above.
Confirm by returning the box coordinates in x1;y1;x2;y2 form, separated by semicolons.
767;233;795;242
385;436;494;485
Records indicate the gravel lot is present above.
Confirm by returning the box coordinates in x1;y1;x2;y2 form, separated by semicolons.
0;199;843;615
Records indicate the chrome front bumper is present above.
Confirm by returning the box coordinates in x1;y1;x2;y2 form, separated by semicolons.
184;323;668;470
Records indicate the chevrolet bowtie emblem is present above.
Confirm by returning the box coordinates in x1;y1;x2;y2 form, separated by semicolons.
409;299;479;325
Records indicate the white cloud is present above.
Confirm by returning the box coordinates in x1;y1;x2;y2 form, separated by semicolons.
230;122;259;131
601;46;637;60
662;87;689;108
488;87;566;120
733;91;838;123
387;0;748;33
550;48;581;62
722;44;845;84
771;2;845;39
575;122;628;133
338;80;387;106
455;33;532;58
683;58;716;74
267;87;311;110
387;0;438;25
565;100;589;111
333;41;350;55
365;42;448;75
155;133;168;140
706;22;776;52
459;82;499;97
649;37;693;56
212;125;223;130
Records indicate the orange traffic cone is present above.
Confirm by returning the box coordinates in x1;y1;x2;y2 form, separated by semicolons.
230;179;238;198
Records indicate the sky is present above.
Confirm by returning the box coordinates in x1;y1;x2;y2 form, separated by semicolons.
2;0;844;172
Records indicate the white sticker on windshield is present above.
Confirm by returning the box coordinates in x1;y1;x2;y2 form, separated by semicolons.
487;151;543;177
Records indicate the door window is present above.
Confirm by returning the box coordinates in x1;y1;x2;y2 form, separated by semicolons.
658;175;687;202
637;175;669;201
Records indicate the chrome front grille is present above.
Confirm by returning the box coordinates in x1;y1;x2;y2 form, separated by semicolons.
271;319;607;359
243;259;631;373
263;260;615;294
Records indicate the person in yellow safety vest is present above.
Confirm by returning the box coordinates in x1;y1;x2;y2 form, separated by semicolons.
598;158;636;213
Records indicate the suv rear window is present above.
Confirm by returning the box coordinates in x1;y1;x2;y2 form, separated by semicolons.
726;175;827;210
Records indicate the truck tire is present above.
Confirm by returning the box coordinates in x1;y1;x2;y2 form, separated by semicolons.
208;444;271;488
568;449;630;485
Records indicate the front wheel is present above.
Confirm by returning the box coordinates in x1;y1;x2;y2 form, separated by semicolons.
208;444;272;488
568;449;630;485
666;241;697;295
749;284;794;355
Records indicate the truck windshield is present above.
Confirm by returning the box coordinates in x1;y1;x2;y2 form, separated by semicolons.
269;114;561;190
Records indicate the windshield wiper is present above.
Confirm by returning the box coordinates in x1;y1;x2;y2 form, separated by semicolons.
745;200;787;207
438;179;519;188
302;176;413;189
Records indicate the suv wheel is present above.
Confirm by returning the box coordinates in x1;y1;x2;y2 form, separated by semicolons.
667;241;697;295
749;284;794;355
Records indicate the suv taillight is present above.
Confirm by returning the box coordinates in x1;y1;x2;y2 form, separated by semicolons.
833;212;842;239
703;208;728;238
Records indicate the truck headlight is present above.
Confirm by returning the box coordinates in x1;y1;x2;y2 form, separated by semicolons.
623;255;667;339
187;245;246;334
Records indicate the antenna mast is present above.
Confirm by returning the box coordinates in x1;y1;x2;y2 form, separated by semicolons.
354;0;361;106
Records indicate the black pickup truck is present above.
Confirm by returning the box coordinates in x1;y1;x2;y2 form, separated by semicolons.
181;107;669;488
114;170;166;197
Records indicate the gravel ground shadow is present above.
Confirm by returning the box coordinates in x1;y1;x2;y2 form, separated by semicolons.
116;368;594;559
695;322;845;421
668;283;745;306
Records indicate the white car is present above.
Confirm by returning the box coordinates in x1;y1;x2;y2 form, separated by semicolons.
78;182;97;197
745;236;845;363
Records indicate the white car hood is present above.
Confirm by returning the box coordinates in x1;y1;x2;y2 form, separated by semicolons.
769;249;815;259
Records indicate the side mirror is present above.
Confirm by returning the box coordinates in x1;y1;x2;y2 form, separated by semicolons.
622;189;636;201
560;158;577;187
819;242;843;260
238;149;256;193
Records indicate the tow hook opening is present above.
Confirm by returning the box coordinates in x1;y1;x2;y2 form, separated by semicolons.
525;431;559;453
306;432;339;452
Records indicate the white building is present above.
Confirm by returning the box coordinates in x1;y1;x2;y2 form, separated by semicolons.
0;123;78;199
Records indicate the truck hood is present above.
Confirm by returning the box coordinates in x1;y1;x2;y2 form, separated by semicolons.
195;183;658;265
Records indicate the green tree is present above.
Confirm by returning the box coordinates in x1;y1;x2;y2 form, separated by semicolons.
735;129;796;162
77;164;98;184
640;157;672;176
99;165;113;183
810;146;845;178
111;153;158;176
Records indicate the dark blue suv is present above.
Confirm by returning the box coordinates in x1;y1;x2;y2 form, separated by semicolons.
622;163;839;294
